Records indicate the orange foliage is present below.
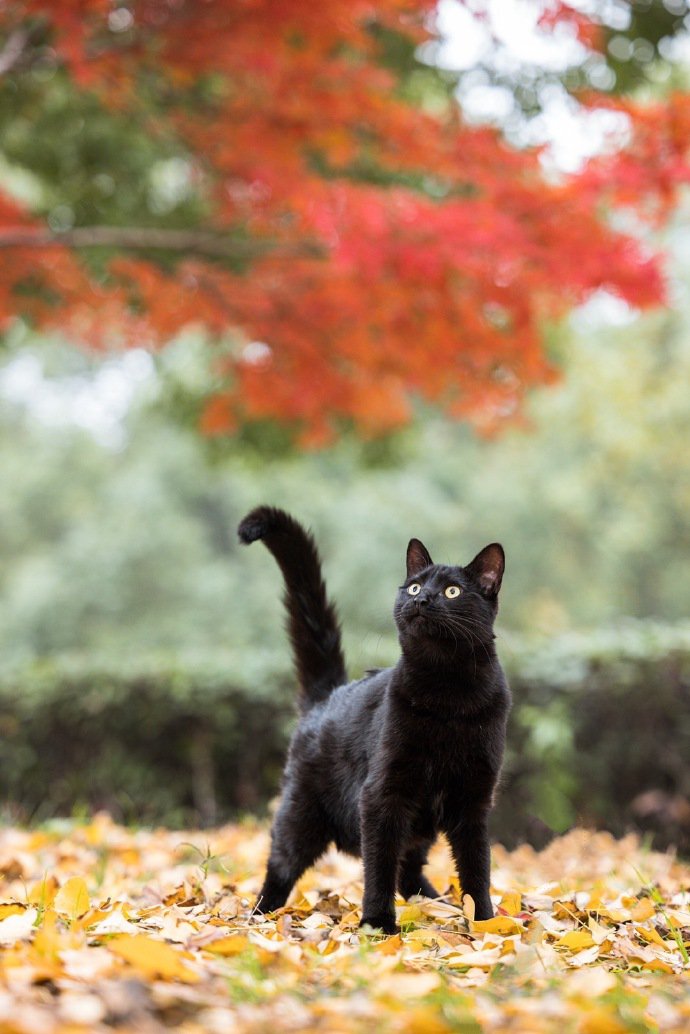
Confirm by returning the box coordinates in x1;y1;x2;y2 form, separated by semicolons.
1;1;690;440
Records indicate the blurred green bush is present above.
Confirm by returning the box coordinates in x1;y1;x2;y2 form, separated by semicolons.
497;621;690;855
0;651;294;828
0;622;688;855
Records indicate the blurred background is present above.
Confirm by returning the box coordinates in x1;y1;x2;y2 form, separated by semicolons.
0;0;688;853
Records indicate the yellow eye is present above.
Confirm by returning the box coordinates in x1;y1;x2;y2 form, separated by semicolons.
444;586;461;599
407;583;421;596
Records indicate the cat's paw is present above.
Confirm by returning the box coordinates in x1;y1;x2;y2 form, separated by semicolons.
359;914;400;936
473;901;494;921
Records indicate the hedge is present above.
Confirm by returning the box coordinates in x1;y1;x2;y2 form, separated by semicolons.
0;651;294;827
496;621;690;854
0;622;688;854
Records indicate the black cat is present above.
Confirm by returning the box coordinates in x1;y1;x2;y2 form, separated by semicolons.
237;506;511;934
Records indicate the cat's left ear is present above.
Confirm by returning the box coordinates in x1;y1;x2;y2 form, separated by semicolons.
465;543;504;598
407;538;433;577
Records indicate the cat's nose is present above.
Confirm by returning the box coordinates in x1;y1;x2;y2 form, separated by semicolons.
414;596;430;609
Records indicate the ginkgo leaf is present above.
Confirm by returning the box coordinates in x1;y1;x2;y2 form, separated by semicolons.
28;876;59;908
471;915;524;936
556;929;596;951
630;897;656;922
0;903;28;920
203;935;251;956
108;934;199;983
54;877;90;920
498;891;522;916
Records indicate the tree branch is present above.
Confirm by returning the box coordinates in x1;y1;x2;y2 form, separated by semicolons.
0;225;325;260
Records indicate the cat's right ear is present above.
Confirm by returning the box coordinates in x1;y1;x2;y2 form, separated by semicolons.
407;538;433;577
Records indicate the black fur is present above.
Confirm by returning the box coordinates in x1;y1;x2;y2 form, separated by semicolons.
238;506;511;934
238;506;347;708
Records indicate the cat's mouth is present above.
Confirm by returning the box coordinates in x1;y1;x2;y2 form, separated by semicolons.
400;609;439;635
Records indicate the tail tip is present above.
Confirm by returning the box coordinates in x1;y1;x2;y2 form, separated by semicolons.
237;505;283;544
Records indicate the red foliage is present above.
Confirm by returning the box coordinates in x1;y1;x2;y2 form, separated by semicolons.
1;1;690;442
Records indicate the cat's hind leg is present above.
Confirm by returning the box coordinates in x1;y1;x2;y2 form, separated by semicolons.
257;791;330;914
398;841;440;900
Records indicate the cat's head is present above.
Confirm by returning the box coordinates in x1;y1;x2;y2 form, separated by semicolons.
393;537;504;661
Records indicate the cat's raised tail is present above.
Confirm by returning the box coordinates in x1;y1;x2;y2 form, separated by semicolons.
237;506;347;709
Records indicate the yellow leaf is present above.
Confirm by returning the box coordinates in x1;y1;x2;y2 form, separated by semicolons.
579;1007;629;1034
374;933;404;954
642;959;675;973
555;929;595;951
636;926;667;948
28;876;58;908
33;909;61;958
589;907;627;923
631;897;656;922
0;903;28;920
404;929;451;949
399;903;424;926
109;934;199;983
462;894;475;921
471;915;523;936
498;891;522;916
285;893;313;913
398;1006;450;1034
203;935;251;956
54;877;90;920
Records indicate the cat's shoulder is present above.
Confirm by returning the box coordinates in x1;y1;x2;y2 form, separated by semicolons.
324;666;391;714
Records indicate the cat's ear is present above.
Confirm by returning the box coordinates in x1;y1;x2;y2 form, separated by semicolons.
407;538;433;577
465;543;504;598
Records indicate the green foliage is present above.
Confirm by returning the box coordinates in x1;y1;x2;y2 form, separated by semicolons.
2;284;690;662
497;621;690;853
0;652;293;826
0;624;688;855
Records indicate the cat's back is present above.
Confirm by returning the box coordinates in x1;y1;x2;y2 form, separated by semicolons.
288;668;390;783
323;667;389;723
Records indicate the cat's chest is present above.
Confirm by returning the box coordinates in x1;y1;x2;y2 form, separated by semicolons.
393;705;499;790
399;701;488;752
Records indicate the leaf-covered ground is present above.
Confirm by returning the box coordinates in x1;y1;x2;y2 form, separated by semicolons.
0;817;688;1032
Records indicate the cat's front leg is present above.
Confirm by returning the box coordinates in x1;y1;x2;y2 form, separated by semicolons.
359;783;409;934
446;809;494;921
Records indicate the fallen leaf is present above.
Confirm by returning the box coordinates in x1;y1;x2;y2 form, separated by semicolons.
555;929;596;951
631;898;656;922
108;934;199;983
0;908;37;944
471;915;523;936
203;935;251;956
498;891;522;916
54;877;90;920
